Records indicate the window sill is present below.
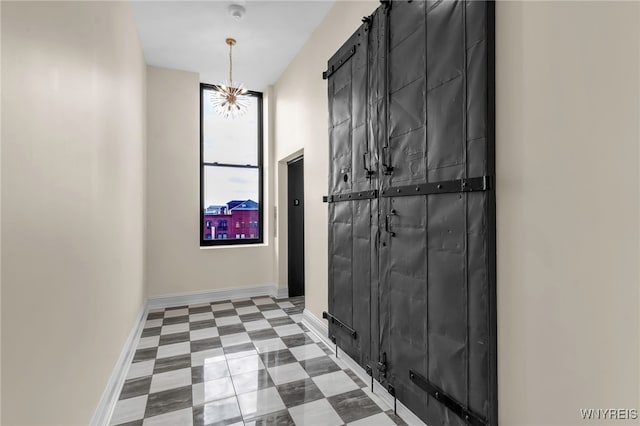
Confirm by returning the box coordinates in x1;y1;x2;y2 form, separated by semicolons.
199;243;269;250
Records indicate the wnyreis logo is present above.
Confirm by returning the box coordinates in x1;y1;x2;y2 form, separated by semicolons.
580;409;638;421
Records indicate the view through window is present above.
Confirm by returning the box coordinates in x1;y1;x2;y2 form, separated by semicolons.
200;84;263;246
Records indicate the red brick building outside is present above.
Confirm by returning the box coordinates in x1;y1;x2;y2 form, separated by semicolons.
203;199;259;241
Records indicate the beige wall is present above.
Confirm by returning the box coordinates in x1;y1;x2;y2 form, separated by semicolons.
496;2;639;424
145;66;275;297
1;2;147;425
1;1;3;421
274;0;640;424
273;0;378;318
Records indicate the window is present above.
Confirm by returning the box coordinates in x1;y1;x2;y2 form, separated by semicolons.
200;84;263;246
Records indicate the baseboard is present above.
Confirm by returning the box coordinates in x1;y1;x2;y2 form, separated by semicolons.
302;309;426;426
275;285;289;299
147;283;283;309
90;301;148;426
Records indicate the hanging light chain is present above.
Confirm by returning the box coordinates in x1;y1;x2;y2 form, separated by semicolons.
228;40;233;85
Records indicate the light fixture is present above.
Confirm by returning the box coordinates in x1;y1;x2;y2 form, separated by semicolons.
227;4;246;19
211;38;249;119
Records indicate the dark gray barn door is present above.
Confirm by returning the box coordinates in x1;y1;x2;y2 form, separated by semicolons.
324;1;496;425
326;23;374;368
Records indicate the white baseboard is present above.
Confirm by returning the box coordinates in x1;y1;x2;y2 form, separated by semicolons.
302;309;426;426
274;286;289;299
94;283;290;425
147;283;285;309
91;301;148;426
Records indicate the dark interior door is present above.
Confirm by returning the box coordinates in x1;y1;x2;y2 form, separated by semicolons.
288;158;305;297
325;24;374;367
323;1;496;425
377;2;496;425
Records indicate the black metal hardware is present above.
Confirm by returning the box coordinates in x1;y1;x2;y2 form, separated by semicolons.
323;45;357;80
409;370;486;426
382;146;394;174
362;15;373;29
377;352;387;378
323;190;378;203
323;311;357;339
387;385;397;415
365;365;374;391
385;214;395;237
381;176;492;198
363;153;375;178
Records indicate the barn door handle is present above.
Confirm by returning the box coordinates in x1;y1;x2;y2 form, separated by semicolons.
362;153;375;178
382;147;394;175
385;211;396;237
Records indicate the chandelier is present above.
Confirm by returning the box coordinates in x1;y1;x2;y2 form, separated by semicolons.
211;38;249;119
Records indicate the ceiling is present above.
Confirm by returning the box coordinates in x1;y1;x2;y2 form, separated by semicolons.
131;1;336;91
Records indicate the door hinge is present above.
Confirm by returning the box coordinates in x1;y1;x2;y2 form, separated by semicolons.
322;190;378;204
380;176;493;198
409;369;487;425
323;311;358;339
323;45;357;80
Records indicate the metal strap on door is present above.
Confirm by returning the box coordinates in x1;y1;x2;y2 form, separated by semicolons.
323;177;491;202
409;370;487;426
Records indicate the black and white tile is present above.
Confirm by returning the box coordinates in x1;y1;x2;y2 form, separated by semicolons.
110;296;406;426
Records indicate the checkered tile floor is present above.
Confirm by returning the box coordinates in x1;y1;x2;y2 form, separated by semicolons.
110;296;406;426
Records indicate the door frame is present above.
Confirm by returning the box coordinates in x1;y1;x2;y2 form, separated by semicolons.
276;149;305;298
287;156;305;297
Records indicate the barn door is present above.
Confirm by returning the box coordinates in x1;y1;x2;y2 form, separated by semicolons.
325;21;375;368
324;1;496;425
377;1;496;425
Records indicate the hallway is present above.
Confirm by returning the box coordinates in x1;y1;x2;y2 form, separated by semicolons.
3;1;640;424
110;296;406;426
